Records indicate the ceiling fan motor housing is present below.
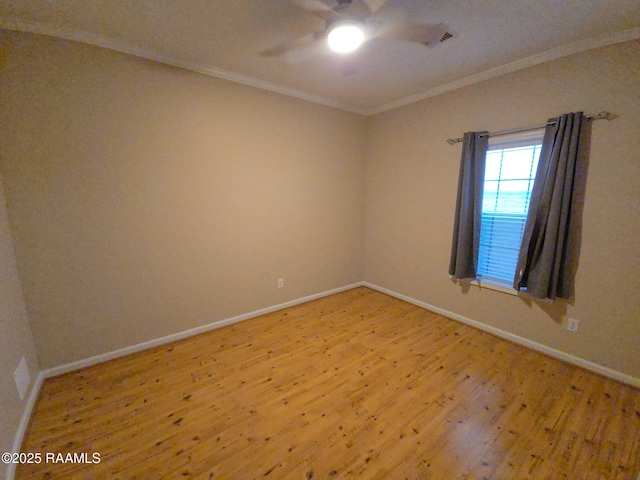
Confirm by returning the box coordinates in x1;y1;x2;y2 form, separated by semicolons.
326;15;364;30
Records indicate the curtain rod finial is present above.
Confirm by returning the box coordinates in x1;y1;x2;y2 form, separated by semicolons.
590;111;617;121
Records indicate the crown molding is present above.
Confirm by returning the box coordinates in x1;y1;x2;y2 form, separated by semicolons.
0;17;369;115
364;27;640;115
2;18;638;117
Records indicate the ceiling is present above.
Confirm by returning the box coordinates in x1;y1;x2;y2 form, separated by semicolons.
1;0;639;115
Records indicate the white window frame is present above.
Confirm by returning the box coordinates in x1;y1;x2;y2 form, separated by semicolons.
471;129;545;296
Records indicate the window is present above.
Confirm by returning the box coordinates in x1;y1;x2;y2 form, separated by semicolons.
476;130;544;290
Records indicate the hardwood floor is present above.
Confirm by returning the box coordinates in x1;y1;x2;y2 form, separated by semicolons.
16;287;640;479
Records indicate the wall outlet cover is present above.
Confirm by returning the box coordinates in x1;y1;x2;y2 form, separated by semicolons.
567;318;580;333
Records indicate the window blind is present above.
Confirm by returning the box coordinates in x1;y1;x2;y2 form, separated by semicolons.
477;138;542;288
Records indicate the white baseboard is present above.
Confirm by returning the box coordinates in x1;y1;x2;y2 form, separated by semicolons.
9;279;636;480
7;281;364;480
41;281;365;379
6;371;46;480
363;282;639;388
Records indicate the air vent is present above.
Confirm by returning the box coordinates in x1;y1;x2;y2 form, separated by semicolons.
440;32;453;42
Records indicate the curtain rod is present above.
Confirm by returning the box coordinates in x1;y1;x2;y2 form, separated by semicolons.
445;111;617;145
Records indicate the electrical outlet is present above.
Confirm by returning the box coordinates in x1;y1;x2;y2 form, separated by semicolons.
277;278;284;288
567;318;580;333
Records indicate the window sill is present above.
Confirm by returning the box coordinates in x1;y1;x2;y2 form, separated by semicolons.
470;279;519;296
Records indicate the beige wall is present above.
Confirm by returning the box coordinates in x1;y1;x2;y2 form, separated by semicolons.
0;31;367;369
364;40;640;377
0;175;39;464
0;30;638;386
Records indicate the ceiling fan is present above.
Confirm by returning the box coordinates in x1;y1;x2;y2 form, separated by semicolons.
260;0;453;58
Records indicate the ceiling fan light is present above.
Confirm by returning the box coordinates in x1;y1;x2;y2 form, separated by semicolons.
327;19;365;53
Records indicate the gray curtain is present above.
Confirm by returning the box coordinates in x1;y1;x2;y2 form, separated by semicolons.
514;112;585;299
449;131;488;280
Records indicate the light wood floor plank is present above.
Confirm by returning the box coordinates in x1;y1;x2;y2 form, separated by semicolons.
16;287;640;479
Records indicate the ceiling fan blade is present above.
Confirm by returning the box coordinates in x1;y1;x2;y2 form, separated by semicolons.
381;22;451;46
288;0;338;20
420;23;451;46
259;31;327;58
